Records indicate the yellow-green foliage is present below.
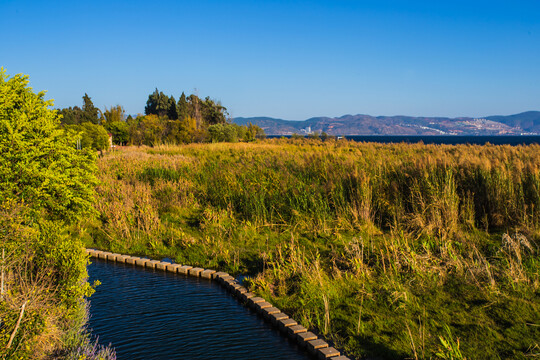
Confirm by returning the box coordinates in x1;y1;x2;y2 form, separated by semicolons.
0;69;98;359
90;140;540;359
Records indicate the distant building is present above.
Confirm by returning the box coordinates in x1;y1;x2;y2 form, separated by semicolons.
300;126;312;134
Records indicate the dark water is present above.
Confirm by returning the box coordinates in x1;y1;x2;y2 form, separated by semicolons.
269;135;540;145
87;259;311;360
345;135;540;145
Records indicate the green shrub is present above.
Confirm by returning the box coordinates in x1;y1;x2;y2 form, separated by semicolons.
0;68;101;358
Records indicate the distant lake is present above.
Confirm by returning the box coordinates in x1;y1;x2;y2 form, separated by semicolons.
268;135;540;145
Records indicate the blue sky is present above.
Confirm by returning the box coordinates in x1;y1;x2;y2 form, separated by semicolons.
1;0;539;119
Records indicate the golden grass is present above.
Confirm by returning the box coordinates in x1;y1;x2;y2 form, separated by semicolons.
87;140;540;359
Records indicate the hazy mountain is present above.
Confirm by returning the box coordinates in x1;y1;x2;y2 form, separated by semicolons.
234;111;540;136
486;111;540;134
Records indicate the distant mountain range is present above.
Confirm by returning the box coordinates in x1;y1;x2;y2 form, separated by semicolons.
233;111;540;136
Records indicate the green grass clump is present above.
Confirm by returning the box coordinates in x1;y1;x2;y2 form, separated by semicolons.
85;140;540;359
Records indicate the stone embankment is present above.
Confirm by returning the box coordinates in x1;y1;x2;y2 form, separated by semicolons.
87;249;351;360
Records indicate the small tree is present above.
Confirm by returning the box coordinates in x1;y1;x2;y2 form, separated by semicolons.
103;104;125;124
246;123;265;141
105;120;129;145
139;114;165;145
80;123;110;150
321;131;329;141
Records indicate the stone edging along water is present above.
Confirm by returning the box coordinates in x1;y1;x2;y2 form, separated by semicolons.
86;249;350;360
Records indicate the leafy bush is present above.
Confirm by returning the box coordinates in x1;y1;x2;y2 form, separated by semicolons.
0;68;105;359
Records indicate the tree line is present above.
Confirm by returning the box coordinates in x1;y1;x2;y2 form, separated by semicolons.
57;90;265;150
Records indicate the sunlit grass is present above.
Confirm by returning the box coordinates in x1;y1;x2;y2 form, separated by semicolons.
84;139;540;359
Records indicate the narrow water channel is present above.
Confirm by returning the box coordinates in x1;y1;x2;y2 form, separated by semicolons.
87;259;312;360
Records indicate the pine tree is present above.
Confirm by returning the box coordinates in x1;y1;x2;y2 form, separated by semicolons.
177;92;188;121
145;88;170;118
168;95;178;120
82;93;99;124
145;88;159;116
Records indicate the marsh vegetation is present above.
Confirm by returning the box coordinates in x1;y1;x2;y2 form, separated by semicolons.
84;138;540;359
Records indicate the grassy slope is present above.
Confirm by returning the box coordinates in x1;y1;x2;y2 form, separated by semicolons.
83;139;540;359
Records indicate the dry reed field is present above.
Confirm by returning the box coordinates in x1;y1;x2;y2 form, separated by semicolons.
84;139;540;359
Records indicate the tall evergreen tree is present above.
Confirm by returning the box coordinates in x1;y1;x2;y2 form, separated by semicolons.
167;95;178;120
145;88;170;118
145;89;158;116
81;93;99;124
177;92;188;121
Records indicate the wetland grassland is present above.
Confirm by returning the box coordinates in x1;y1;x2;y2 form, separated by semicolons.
84;139;540;359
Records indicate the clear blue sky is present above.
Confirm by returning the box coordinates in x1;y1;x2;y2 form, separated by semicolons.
1;0;539;119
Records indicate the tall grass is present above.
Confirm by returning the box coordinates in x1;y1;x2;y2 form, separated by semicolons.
85;139;540;359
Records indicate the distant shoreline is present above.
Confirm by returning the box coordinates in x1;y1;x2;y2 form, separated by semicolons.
267;134;540;145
